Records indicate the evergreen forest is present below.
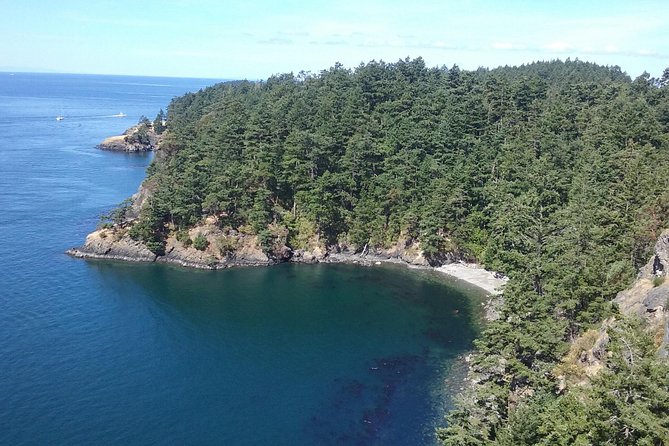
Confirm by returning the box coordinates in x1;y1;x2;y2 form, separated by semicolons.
128;58;669;444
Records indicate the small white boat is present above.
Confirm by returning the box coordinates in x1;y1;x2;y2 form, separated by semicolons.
56;115;64;121
112;112;127;118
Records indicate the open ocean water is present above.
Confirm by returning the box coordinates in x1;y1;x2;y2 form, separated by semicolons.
0;72;485;445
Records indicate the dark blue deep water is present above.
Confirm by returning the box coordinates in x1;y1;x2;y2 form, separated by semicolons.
0;73;485;445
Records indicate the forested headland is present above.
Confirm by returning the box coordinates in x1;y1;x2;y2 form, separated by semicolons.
105;58;669;444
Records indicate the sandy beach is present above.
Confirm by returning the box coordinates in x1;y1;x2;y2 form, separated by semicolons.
326;251;507;296
434;262;507;295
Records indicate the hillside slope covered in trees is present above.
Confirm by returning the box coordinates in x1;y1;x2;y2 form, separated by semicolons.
115;59;669;443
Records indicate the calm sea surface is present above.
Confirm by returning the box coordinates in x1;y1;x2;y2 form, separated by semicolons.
0;72;485;445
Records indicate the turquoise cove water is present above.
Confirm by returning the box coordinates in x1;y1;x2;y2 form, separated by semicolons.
0;72;485;445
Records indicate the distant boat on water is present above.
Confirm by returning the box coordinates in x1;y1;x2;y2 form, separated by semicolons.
112;112;127;118
56;115;64;121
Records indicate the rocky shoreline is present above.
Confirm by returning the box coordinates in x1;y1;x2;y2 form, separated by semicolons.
73;124;507;307
97;124;160;152
67;226;508;299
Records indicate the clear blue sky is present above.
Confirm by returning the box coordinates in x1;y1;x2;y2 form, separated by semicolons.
1;0;667;79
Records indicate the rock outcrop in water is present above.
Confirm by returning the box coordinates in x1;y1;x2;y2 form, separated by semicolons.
68;229;157;262
97;124;160;152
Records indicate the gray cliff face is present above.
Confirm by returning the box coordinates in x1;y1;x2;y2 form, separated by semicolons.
615;229;669;357
639;230;669;279
546;230;669;393
125;176;157;221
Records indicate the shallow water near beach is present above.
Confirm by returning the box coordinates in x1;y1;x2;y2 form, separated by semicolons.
0;72;485;445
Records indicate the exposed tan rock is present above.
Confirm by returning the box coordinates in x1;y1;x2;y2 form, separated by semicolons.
555;230;669;390
615;229;669;356
97;125;160;152
67;229;156;262
161;225;275;268
375;238;430;266
69;224;279;269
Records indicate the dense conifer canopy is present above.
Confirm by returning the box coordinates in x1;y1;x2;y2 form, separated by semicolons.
129;58;669;443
